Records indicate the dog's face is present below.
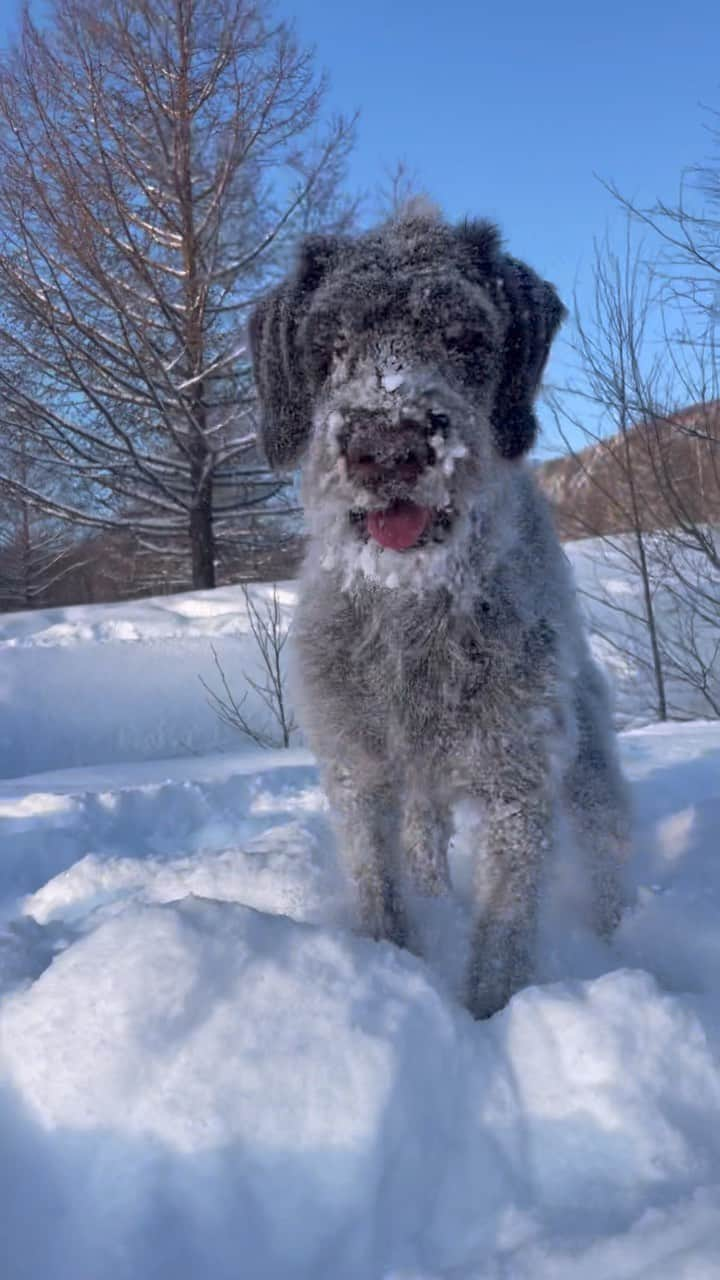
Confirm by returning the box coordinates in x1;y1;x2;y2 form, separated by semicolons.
249;215;565;588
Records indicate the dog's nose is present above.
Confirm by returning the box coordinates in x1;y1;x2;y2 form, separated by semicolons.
345;420;436;488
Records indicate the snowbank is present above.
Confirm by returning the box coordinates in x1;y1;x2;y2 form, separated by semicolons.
570;534;720;728
0;534;713;782
2;896;720;1279
1;570;720;1276
0;584;296;778
0;720;719;1276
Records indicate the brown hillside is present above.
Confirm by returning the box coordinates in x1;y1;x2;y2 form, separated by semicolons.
536;402;720;541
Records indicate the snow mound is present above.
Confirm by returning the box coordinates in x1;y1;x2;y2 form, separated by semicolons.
23;827;348;932
0;584;296;779
2;572;720;1276
0;751;322;910
1;899;719;1279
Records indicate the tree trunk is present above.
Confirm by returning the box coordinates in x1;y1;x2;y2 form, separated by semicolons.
20;498;32;607
189;460;216;590
633;525;667;721
620;416;668;721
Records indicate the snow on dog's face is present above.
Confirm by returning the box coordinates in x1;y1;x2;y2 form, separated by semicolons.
249;214;565;591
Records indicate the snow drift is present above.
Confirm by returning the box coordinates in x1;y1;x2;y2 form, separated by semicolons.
1;569;720;1277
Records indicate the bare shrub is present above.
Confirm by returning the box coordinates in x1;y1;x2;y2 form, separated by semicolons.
200;586;296;748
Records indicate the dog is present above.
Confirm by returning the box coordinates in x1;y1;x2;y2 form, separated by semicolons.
249;210;630;1018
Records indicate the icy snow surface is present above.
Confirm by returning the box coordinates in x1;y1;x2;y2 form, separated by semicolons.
1;570;720;1277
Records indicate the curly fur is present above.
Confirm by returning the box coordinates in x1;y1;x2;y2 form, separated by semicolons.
249;211;630;1019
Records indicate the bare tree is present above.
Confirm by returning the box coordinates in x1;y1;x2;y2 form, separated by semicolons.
603;118;720;718
549;211;720;723
0;0;355;590
373;158;443;227
604;103;720;336
375;159;419;218
650;532;720;717
552;230;670;721
200;585;296;748
0;420;84;610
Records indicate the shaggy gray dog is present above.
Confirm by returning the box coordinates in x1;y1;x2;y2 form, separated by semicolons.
249;211;630;1019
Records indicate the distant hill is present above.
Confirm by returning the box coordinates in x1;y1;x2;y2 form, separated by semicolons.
536;402;720;540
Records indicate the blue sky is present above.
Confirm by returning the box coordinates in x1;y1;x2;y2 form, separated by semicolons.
292;0;720;450
1;0;718;451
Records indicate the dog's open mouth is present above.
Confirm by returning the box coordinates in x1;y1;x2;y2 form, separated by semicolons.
350;502;453;551
367;501;431;551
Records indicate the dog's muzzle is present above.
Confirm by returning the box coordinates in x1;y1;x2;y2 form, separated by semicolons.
344;418;437;490
341;413;455;551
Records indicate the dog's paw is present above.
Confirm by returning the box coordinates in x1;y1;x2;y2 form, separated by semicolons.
465;919;534;1019
357;885;413;953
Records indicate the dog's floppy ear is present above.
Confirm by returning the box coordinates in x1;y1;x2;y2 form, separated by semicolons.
249;235;339;469
491;257;566;459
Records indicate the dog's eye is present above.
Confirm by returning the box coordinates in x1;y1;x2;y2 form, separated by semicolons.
444;325;486;357
428;411;450;434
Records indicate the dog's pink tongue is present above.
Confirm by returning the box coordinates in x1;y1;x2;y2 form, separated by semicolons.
366;501;431;551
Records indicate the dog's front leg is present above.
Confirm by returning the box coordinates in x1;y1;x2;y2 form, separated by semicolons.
402;788;452;897
324;760;408;948
464;793;551;1019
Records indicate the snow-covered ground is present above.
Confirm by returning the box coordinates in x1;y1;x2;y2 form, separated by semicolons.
571;533;720;729
0;585;297;779
1;557;720;1278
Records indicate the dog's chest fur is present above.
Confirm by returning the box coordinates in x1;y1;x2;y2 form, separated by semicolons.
295;565;563;770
